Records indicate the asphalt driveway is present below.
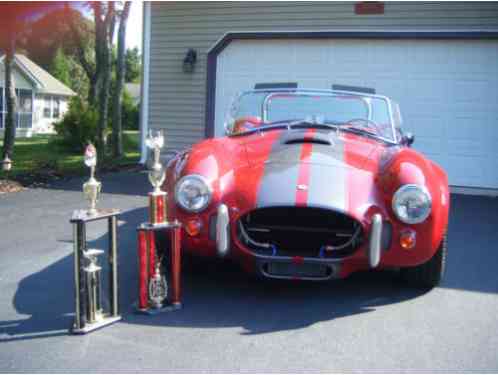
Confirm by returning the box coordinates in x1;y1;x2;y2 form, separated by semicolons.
1;172;498;373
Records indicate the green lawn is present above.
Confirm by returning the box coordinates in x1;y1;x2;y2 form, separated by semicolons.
0;131;140;177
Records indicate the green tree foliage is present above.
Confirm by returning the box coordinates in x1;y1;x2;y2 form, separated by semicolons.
121;89;139;130
50;48;71;87
19;7;94;99
53;97;102;151
125;47;141;83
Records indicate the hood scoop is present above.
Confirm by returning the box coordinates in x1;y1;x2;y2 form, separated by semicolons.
281;131;332;146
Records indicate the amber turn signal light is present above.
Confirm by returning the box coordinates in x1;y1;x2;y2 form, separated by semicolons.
185;218;202;236
400;229;416;249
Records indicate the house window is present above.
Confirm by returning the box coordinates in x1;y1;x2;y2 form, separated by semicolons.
43;96;51;118
17;89;33;129
53;97;60;118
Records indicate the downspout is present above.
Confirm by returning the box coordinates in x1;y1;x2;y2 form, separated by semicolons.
139;1;151;164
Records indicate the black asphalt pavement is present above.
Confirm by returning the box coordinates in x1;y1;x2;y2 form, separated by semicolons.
1;171;498;373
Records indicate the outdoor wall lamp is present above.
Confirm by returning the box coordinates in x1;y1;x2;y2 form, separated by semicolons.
182;49;197;73
2;156;12;172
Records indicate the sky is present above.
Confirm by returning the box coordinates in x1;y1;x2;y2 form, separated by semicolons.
125;1;143;52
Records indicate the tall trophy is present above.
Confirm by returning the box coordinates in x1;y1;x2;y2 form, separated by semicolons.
136;130;182;314
70;144;121;334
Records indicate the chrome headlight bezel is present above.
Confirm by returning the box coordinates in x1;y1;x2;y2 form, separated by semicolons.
174;174;212;213
392;184;432;224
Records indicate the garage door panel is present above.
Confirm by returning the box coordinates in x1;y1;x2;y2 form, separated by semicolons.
215;38;498;188
416;138;443;158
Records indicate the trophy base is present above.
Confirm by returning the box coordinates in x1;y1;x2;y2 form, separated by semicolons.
70;315;121;334
139;220;181;231
134;301;182;315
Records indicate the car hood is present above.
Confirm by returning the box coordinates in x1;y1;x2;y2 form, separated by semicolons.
237;129;384;217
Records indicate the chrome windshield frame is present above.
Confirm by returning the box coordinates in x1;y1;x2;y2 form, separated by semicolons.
228;88;398;144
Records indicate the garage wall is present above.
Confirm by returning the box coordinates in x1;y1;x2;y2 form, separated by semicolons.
148;1;498;152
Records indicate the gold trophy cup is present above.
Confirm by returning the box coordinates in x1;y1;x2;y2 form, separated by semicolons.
146;131;168;225
82;144;101;216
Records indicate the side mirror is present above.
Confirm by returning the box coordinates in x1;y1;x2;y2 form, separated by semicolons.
401;132;415;147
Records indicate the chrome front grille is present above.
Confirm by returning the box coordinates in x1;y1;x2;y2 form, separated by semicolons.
237;206;363;259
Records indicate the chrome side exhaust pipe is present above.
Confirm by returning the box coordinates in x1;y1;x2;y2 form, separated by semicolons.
368;214;382;268
216;204;230;257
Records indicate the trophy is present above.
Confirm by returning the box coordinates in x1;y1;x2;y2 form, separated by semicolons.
70;144;121;334
82;144;101;216
146;131;168;225
136;130;182;314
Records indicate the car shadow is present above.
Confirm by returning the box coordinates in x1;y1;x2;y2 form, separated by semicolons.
2;193;497;342
1;205;428;342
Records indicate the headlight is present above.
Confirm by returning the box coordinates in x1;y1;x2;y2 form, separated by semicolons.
392;184;432;224
174;174;212;212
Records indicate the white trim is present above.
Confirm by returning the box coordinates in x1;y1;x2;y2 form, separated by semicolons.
13;56;44;89
0;55;43;90
206;29;498;53
451;186;498;197
139;1;151;164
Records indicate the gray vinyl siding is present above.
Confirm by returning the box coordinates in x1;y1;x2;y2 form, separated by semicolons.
148;1;498;152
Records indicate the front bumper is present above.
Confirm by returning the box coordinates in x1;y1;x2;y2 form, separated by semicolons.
215;206;383;280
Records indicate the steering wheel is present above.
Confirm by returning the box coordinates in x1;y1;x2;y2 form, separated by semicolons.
343;118;381;134
232;116;262;134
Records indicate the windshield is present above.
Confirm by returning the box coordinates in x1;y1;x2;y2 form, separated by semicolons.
225;90;398;142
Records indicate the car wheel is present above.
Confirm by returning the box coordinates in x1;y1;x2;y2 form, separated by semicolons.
400;234;447;289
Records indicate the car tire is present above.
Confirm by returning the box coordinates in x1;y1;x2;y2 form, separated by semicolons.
400;234;447;289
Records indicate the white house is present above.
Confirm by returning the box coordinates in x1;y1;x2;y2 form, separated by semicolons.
0;54;76;137
140;2;498;193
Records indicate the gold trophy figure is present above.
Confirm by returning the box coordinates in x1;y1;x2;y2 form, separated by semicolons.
83;249;105;323
146;131;168;225
82;144;101;216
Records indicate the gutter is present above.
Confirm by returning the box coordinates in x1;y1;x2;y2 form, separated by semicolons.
139;1;151;164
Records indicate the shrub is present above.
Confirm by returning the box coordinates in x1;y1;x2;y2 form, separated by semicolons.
53;97;101;152
122;89;139;130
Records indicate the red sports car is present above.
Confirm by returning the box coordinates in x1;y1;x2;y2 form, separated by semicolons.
163;87;449;288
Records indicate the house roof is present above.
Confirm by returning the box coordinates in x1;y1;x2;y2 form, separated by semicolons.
0;54;76;97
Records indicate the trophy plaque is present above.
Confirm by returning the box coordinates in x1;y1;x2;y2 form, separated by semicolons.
70;144;121;334
136;131;183;314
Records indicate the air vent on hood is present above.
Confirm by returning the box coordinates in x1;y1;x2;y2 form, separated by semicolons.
281;132;332;145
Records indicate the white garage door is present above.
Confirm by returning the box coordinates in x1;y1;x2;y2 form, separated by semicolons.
215;39;498;189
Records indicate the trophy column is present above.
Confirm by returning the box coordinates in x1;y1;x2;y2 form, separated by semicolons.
70;209;122;334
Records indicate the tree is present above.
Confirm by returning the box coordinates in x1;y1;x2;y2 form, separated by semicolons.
50;48;71;87
112;2;132;157
65;3;98;106
67;2;117;152
125;47;140;83
2;35;17;161
93;2;116;153
21;7;94;99
1;2;64;162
